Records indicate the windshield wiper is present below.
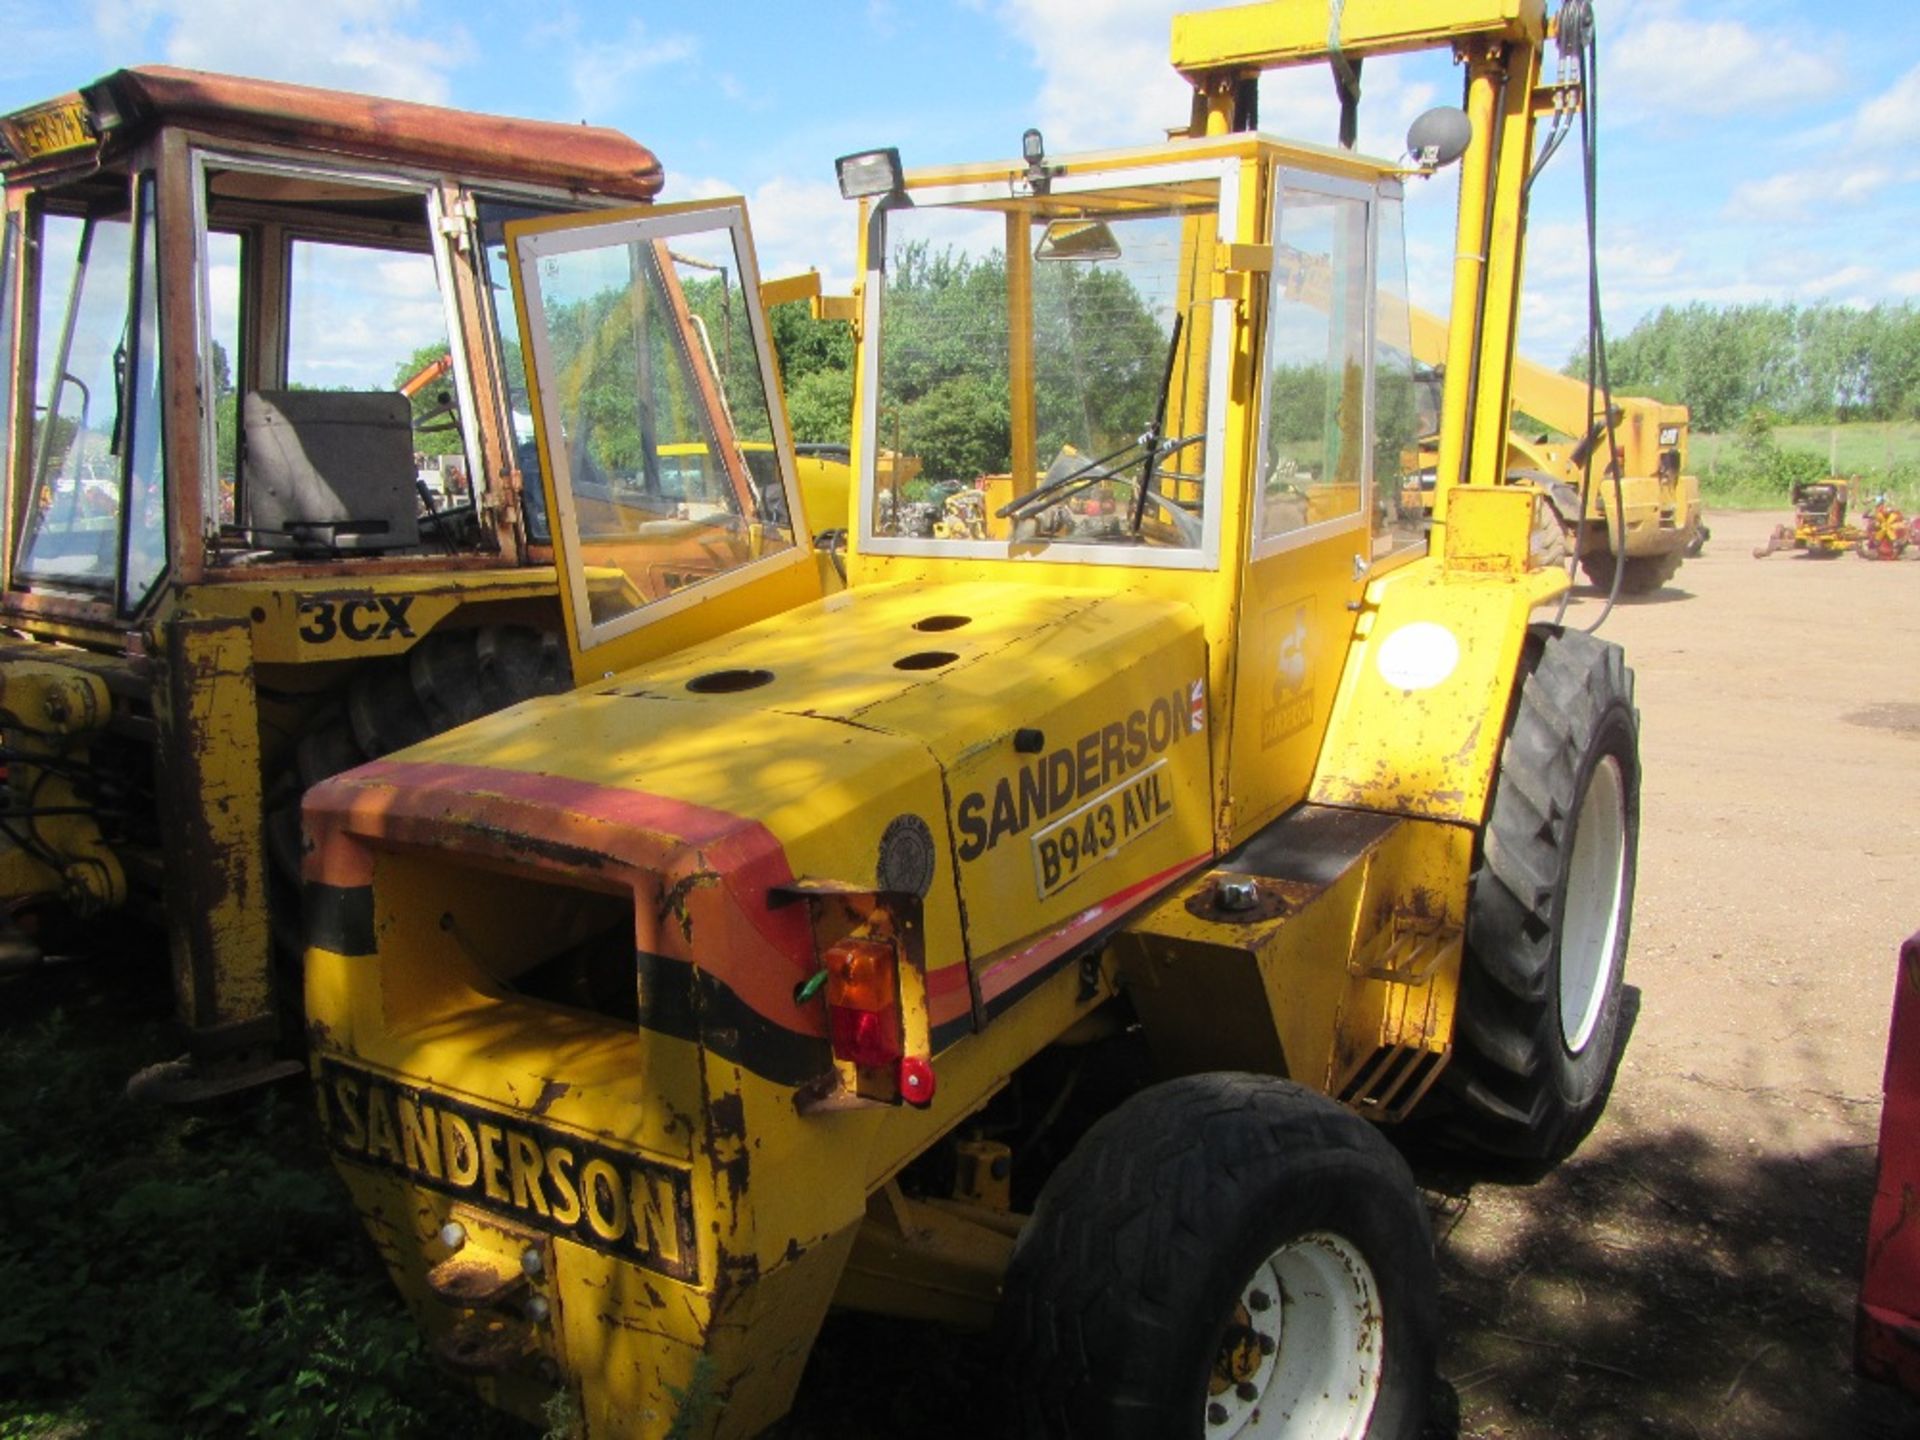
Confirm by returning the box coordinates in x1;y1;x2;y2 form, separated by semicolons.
1129;313;1186;534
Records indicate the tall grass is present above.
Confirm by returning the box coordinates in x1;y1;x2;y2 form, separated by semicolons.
1693;420;1920;511
0;960;525;1440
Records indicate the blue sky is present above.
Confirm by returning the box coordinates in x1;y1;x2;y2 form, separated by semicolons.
5;0;1919;369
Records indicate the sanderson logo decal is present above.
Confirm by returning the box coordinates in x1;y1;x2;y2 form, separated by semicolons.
955;684;1200;864
315;1058;697;1282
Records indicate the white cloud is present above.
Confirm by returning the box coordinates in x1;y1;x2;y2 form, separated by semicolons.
92;0;473;105
1856;62;1920;144
989;0;1191;152
1796;263;1877;300
662;174;861;297
1526;221;1683;288
1892;268;1920;297
1607;11;1843;119
988;0;1436;161
563;18;697;122
1724;164;1891;221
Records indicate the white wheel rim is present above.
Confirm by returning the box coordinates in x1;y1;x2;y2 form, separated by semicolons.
1205;1230;1383;1439
1559;753;1628;1054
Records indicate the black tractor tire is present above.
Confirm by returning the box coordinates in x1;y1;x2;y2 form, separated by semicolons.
1506;469;1573;570
1441;625;1639;1161
1579;546;1683;594
1003;1073;1437;1440
261;624;566;1030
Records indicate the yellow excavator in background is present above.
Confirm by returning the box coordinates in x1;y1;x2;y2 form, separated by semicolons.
1276;247;1705;592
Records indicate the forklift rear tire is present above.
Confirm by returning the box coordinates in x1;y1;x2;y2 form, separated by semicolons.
1444;625;1638;1161
1003;1073;1437;1440
1579;547;1682;594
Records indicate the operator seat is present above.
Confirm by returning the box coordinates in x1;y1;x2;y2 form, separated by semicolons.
241;389;421;553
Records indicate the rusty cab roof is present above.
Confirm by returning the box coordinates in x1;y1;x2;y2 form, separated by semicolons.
0;65;665;200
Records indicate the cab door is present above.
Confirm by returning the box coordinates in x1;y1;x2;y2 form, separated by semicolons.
1226;171;1397;837
505;200;823;683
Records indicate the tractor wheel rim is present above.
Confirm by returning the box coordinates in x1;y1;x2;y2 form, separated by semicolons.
1560;753;1628;1055
1205;1230;1383;1439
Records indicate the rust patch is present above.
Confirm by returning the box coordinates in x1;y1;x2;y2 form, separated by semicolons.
426;1256;524;1307
657;870;720;943
464;822;614;872
529;1078;570;1116
702;1092;752;1211
433;1314;530;1374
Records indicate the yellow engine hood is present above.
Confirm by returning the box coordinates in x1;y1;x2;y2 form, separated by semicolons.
324;579;1215;1032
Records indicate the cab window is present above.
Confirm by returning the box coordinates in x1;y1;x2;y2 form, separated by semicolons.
198;158;475;559
1258;183;1371;548
513;207;797;643
14;173;151;600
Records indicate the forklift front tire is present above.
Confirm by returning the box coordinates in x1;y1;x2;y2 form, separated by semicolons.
1003;1073;1437;1439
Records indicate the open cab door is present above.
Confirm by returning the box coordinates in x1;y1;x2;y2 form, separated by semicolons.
506;200;824;682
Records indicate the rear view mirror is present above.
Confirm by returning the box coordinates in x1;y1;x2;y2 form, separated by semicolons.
1035;219;1122;262
1406;107;1472;171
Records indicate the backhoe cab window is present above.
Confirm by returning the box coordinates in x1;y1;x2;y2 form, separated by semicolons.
519;219;793;632
199;162;472;557
15;177;164;604
871;179;1218;555
477;195;576;544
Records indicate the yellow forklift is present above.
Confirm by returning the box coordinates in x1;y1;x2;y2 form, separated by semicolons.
307;2;1638;1434
0;69;829;1097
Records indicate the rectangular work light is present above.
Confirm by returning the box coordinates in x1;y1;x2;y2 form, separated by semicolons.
835;147;903;200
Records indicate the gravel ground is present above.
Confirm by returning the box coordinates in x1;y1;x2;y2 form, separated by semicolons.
1425;508;1920;1439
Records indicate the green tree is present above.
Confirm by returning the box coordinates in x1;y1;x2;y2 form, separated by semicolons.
211;339;238;481
391;342;461;457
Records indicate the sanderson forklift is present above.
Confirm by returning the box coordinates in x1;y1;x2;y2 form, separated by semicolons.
306;2;1638;1435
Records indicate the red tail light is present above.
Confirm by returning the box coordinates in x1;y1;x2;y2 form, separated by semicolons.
825;937;903;1070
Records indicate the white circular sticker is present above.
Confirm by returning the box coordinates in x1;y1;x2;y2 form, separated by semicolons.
1376;622;1461;692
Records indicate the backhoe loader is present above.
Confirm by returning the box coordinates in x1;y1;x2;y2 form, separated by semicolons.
306;3;1639;1435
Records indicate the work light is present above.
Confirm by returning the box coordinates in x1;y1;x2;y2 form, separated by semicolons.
835;147;903;200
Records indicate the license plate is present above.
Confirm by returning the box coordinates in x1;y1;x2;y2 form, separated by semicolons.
2;97;93;162
1031;758;1172;898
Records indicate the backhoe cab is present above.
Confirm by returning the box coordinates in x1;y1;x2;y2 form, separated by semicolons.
307;3;1640;1435
0;71;823;1095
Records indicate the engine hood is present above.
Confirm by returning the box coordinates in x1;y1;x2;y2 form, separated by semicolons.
307;580;1214;1052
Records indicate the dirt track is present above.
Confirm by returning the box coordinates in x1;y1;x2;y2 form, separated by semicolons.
1429;508;1920;1438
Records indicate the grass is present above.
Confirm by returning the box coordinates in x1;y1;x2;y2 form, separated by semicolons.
0;947;529;1440
1694;420;1920;511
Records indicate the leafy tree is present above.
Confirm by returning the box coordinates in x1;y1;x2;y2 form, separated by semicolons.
874;238;1170;482
786;365;855;445
391;342;462;458
1579;300;1920;429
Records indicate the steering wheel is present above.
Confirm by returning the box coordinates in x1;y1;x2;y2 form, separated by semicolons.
1001;434;1203;521
1006;444;1204;547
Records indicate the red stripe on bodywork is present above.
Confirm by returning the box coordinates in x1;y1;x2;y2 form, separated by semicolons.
974;854;1210;1007
304;759;819;1037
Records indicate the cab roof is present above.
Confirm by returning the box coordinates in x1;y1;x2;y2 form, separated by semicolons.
0;65;666;200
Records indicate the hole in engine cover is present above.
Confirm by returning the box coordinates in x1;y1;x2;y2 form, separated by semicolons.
912;614;972;632
894;651;959;671
686;668;774;694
